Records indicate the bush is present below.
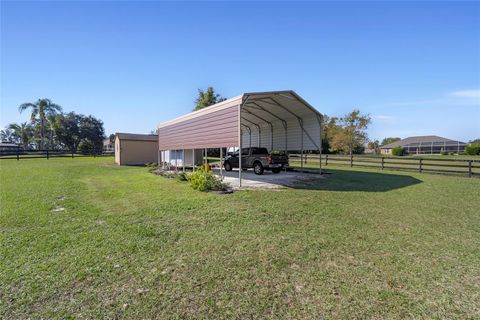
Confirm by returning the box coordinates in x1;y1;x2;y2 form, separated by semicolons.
391;146;404;156
176;171;189;182
465;143;480;155
188;167;225;192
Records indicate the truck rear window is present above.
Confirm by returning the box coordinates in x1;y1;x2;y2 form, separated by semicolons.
252;148;269;155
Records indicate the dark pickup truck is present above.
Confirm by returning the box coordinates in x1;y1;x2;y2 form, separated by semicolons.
223;147;289;175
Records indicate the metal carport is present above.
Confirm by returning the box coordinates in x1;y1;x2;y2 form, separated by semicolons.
157;90;323;187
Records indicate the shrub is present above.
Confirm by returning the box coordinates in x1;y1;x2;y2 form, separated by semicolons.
176;171;189;182
188;168;225;192
465;143;480;155
391;146;404;156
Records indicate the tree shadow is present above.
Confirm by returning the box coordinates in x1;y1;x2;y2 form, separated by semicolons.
297;169;422;192
217;168;422;192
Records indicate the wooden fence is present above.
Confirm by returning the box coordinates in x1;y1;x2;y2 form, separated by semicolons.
289;154;480;178
0;149;113;160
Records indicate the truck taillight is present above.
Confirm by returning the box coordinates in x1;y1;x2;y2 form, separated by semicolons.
267;154;272;164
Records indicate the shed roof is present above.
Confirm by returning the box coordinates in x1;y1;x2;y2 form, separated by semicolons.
116;133;158;142
380;135;467;149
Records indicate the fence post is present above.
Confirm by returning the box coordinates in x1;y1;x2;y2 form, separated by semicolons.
46;150;49;160
17;147;20;160
381;157;384;170
305;154;307;164
468;160;472;178
419;158;422;173
350;154;353;167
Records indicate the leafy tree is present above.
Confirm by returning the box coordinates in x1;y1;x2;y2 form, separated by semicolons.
330;110;371;155
109;134;116;144
18;98;62;149
194;87;226;111
78;115;105;154
52;112;82;152
381;137;401;146
51;112;105;153
392;146;405;156
7;122;33;146
465;143;480;155
469;138;480;145
321;115;340;153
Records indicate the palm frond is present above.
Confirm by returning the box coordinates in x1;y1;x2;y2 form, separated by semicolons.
18;103;37;113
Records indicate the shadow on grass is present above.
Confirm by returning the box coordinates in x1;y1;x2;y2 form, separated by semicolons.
217;168;422;192
302;169;422;192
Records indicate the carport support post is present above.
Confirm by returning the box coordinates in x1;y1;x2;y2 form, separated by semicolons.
192;149;195;172
238;105;242;188
220;147;223;177
182;149;185;172
174;150;178;172
318;115;322;174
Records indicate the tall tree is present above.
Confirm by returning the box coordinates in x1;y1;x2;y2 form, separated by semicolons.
331;110;371;156
193;87;226;111
78;115;105;153
18;98;62;149
52;112;82;152
381;137;401;146
7;122;33;147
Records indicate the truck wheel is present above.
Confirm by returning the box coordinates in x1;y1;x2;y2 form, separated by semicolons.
272;168;281;174
224;161;232;171
253;162;264;175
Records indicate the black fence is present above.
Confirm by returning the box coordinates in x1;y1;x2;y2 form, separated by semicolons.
289;154;480;178
0;148;113;160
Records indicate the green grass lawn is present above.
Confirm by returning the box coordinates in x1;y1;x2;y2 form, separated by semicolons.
1;158;479;319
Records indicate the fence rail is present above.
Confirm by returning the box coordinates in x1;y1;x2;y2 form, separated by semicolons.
0;149;113;160
2;149;478;178
289;154;480;178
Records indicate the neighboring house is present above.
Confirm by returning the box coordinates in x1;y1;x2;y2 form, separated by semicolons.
103;138;114;153
115;133;158;165
380;135;467;155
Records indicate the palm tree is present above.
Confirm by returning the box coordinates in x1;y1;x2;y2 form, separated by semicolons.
8;122;33;147
18;98;62;149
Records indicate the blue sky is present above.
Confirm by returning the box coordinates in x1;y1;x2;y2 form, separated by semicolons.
1;1;479;142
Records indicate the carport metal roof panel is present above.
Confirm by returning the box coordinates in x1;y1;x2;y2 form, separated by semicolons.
158;90;323;150
158;91;321;128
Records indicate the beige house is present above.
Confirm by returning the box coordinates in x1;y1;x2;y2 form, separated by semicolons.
115;133;158;165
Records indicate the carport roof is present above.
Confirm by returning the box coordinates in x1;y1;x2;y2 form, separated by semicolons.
158;90;322;129
157;90;324;151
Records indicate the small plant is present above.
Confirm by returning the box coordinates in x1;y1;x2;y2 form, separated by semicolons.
391;146;404;156
176;171;189;182
188;167;226;192
465;143;480;155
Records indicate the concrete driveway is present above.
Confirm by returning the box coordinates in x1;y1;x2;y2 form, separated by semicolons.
214;168;322;189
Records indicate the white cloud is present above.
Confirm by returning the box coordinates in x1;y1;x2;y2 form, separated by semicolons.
372;115;394;122
449;89;480;99
369;88;480;108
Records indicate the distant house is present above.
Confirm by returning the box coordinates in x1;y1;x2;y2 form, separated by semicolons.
103;138;114;154
115;133;158;165
380;135;467;155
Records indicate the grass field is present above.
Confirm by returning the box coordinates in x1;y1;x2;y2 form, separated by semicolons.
1;158;479;319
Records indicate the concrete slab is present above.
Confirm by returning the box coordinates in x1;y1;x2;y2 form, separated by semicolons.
214;168;322;190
